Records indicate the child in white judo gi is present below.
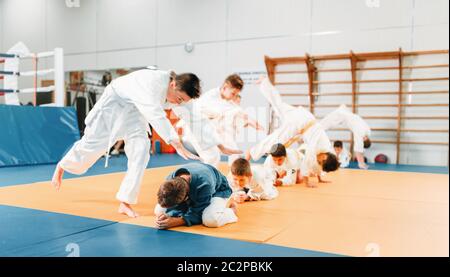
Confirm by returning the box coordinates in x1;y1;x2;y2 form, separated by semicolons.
333;141;351;168
214;101;265;166
228;158;278;203
154;163;238;229
320;104;371;169
52;69;202;218
176;74;263;167
263;143;302;187
246;77;340;188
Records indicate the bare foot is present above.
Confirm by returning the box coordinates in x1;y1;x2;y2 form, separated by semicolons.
229;201;238;216
226;198;238;215
118;202;139;218
51;164;64;191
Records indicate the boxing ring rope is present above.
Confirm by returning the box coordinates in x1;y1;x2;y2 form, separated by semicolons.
0;48;64;106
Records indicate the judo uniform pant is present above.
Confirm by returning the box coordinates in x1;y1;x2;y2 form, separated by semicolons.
250;116;304;161
154;197;238;228
59;87;150;205
250;79;314;161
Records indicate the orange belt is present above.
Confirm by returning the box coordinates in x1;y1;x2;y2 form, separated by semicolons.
284;120;316;148
299;120;317;135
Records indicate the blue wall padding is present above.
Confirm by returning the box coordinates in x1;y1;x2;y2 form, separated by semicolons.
0;105;80;167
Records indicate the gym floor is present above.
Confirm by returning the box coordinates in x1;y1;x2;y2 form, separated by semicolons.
0;154;448;257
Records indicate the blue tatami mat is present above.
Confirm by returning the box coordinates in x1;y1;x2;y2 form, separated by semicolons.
347;162;449;174
0;205;341;257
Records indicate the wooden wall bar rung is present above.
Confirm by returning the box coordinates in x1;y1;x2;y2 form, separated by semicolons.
402;129;449;133
269;49;449;64
269;57;307;64
403;77;449;82
330;139;449;146
276;64;449;74
357;66;401;71
359;116;449;120
355;77;449;84
360;116;398;120
399;103;449;107
358;104;449;107
310;54;350;61
281;67;445;73
334;116;450;120
372;140;448;146
276;70;308;74
316;68;351;73
312;92;353;96
328;128;448;133
402;116;449;120
402;91;449;95
314;80;352;85
330;128;397;132
312;91;449;96
356;64;448;71
303;103;449;108
275;82;309;85
401;141;449;146
405;50;449;56
315;116;399;120
280;94;309;97
404;64;449;70
308;77;450;85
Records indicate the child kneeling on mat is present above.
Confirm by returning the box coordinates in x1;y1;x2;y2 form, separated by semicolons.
154;163;238;229
228;158;278;203
264;143;303;187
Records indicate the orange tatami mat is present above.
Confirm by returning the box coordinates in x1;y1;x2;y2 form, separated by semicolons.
0;164;448;256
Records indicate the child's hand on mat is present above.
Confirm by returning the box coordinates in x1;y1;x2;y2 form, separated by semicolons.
278;170;287;178
233;192;248;203
158;213;168;221
156;216;185;230
228;199;238;215
274;180;283;187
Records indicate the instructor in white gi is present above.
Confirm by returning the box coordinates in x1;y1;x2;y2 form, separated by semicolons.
52;69;201;218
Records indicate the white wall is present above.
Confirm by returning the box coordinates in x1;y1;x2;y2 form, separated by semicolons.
0;0;3;52
0;0;448;166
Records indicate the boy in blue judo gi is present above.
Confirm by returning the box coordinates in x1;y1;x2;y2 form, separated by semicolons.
154;163;238;229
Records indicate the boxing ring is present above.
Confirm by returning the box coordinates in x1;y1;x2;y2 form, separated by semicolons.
0;43;79;167
0;42;64;107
